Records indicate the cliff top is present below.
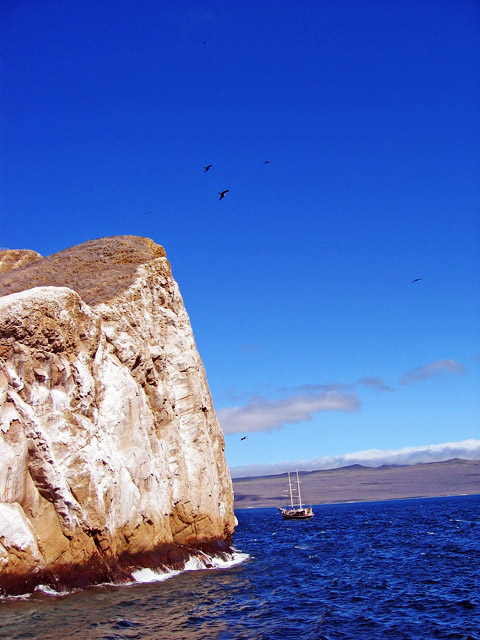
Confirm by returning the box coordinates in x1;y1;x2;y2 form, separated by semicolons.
0;249;42;274
0;236;167;306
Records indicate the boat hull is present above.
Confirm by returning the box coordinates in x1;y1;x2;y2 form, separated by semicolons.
278;507;314;520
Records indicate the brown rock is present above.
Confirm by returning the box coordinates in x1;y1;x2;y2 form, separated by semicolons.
0;236;235;596
0;249;42;275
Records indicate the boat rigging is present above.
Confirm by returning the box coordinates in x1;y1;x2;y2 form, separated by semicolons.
278;470;314;520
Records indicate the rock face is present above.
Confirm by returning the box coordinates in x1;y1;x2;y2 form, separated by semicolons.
0;236;235;595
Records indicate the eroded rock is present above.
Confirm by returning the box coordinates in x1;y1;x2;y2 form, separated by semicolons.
0;237;235;595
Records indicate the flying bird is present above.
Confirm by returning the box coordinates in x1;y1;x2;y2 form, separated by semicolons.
144;211;152;215
412;278;422;283
204;164;212;172
218;190;229;200
241;436;248;441
263;160;271;164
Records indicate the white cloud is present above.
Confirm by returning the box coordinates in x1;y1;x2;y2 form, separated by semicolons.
217;390;360;435
230;439;480;478
293;383;355;393
399;359;466;385
357;377;393;392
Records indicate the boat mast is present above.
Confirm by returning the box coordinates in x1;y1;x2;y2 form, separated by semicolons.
296;469;303;509
288;472;294;509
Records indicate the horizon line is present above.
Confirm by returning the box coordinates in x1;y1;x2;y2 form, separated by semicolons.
229;439;480;479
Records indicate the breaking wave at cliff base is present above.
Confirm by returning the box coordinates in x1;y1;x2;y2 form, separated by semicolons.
0;548;249;600
131;548;249;584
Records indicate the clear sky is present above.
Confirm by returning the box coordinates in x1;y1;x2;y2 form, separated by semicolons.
1;0;479;477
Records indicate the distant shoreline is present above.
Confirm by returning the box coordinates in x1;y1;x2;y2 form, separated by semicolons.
232;458;480;509
235;492;480;511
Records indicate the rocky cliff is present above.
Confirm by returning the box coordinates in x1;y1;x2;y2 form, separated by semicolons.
0;236;235;596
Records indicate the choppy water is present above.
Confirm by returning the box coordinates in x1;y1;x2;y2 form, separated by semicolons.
1;495;479;639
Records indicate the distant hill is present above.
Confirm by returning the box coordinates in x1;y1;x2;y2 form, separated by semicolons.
232;458;480;508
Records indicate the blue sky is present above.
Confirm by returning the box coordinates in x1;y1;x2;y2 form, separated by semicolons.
1;0;479;477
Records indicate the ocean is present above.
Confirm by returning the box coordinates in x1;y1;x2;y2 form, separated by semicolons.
1;494;479;639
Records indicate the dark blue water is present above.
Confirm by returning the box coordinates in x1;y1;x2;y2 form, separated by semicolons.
1;495;479;639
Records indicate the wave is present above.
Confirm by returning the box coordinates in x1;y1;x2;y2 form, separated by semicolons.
0;592;31;602
132;548;249;584
131;566;181;583
0;584;76;601
0;549;250;601
34;584;74;597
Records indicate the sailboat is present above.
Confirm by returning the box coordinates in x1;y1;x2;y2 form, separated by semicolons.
278;470;314;520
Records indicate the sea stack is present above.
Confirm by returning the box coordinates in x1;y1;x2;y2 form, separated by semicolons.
0;236;235;596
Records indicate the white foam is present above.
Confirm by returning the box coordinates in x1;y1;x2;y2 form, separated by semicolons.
0;583;73;601
131;567;180;583
0;551;250;599
34;584;71;597
184;555;207;571
209;551;249;569
0;593;30;601
134;549;249;582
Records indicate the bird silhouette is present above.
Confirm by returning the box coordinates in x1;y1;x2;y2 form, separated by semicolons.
204;164;212;172
263;160;271;164
412;278;422;283
241;436;248;441
218;190;229;200
144;211;152;215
